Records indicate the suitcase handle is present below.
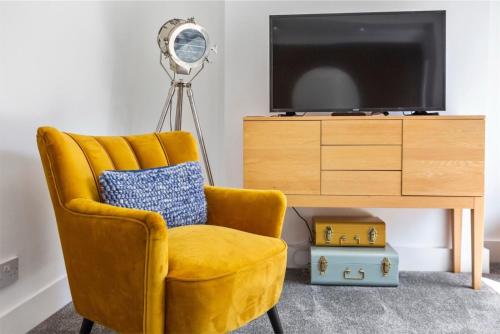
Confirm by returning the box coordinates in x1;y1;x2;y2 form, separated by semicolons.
344;268;365;280
339;235;360;246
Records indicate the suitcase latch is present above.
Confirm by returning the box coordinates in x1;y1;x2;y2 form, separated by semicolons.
381;257;391;277
319;256;328;275
368;226;378;244
324;226;333;242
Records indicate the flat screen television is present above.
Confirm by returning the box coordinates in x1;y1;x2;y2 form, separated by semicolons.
270;11;446;114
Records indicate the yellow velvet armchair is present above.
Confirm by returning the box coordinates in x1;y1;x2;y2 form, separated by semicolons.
37;127;287;334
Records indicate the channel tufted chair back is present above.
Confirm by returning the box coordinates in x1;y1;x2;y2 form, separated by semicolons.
37;127;199;204
37;127;287;334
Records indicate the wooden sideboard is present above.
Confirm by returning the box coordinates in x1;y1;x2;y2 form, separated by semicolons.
243;115;485;289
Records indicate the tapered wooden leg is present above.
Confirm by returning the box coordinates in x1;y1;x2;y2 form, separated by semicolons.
471;197;484;290
79;318;94;334
451;208;462;273
267;306;284;334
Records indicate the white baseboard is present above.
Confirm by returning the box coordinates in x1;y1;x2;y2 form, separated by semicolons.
287;245;490;273
395;246;489;273
485;240;500;262
0;275;71;334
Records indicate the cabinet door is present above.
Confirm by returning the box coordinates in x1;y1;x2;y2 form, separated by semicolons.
402;120;484;196
244;121;320;194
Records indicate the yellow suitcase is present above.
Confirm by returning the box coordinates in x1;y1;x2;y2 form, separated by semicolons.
314;216;386;247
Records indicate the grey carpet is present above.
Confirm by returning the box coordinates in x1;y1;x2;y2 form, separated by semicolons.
30;269;500;334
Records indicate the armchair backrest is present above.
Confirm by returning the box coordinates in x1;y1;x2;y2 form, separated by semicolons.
37;127;199;206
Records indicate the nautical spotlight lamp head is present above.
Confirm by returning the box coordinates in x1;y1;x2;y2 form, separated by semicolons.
157;18;214;75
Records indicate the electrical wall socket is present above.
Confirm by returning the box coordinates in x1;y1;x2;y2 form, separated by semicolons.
0;257;19;289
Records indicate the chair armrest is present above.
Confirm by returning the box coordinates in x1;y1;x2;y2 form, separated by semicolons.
63;198;168;334
204;186;287;238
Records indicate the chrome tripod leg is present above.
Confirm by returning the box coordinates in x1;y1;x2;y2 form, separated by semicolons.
174;82;184;131
186;84;214;186
156;83;176;133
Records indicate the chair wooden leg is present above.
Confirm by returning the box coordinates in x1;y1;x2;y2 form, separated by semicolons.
79;318;94;334
267;306;284;334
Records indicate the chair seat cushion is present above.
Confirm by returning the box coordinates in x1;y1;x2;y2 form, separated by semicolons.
166;224;287;334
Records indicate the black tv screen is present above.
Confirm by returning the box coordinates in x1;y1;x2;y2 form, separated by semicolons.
270;11;445;113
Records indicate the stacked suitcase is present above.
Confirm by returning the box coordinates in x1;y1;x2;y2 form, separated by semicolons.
310;217;399;286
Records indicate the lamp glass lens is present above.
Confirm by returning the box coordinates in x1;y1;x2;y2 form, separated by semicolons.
174;29;207;63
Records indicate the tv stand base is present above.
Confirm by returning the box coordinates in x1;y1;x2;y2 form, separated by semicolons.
330;112;367;116
410;111;440;116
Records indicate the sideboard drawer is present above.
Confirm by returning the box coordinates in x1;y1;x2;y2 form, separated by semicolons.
322;120;402;145
321;171;401;195
321;146;401;170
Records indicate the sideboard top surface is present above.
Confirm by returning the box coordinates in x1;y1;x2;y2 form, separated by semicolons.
243;115;485;121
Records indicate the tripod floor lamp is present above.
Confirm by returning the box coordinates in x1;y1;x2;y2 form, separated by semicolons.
156;18;216;185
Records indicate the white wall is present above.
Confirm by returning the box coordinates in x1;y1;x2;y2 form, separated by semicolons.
224;1;499;268
484;0;500;261
486;2;500;237
0;2;225;333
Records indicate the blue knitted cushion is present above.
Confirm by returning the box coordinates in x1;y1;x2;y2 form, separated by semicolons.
99;161;207;228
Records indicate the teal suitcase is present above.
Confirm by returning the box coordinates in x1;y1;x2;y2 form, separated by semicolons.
310;244;399;286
